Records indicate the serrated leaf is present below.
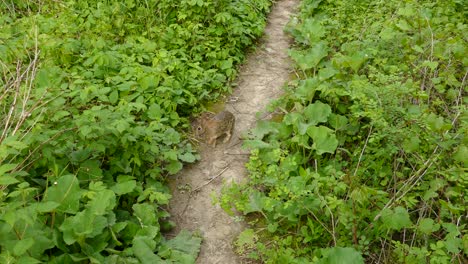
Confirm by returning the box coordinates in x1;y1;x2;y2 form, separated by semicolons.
422;60;439;71
412;45;424;53
418;218;439;235
235;229;257;251
381;206;412;231
445;235;462;254
0;175;19;185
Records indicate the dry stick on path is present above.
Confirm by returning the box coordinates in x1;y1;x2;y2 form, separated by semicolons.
180;166;230;217
191;166;230;193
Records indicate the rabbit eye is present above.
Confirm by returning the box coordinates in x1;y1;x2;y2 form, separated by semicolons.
197;127;202;131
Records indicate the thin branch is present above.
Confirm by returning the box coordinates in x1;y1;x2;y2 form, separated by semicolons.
191;166;230;193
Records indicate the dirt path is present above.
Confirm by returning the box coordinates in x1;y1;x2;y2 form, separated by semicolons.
168;1;299;263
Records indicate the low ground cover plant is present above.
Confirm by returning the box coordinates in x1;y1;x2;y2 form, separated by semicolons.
0;0;272;262
221;0;467;263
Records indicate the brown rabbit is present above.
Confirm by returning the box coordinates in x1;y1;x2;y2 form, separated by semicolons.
192;111;235;147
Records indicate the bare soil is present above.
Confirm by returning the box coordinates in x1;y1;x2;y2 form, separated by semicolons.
167;1;299;263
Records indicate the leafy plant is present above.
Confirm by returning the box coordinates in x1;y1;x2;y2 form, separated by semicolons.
221;0;467;263
0;0;272;262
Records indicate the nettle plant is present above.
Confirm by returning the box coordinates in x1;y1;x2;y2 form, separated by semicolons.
221;0;467;263
0;0;272;262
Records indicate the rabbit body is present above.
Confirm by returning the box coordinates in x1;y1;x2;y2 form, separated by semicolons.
192;111;235;147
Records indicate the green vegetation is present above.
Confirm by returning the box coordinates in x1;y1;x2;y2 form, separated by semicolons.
0;0;272;262
221;0;467;263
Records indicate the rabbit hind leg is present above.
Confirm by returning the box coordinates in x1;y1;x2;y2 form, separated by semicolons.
207;136;217;147
222;131;232;143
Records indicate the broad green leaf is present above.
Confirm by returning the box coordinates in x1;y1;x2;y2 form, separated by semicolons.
306;126;338;155
60;210;107;245
162;230;202;263
379;27;397;40
235;229;257;251
302;18;325;43
422;60;438;71
243;139;272;149
0;163;18;175
0;175;19;185
70;149;92;164
43;175;81;214
445;236;462;254
318;247;364;264
381;206;412;231
418;218;439;235
133;237;163;263
412;45;424;53
303;101;332;125
87;189;116;215
109;90;119;104
111;180;137;195
328;114;348;130
318;66;338;81
347;52;368;72
251;121;279;139
148;103;162;120
290;41;329;70
139;75;159;90
162;128;180;145
133;203;157;225
426;113;451;132
178;152;197;163
396;19;411;31
453;145;467;165
397;5;416;17
36;201;60;213
15;256;41;264
296;78;319;100
166;160;182;175
13;238;34;256
244;191;265;214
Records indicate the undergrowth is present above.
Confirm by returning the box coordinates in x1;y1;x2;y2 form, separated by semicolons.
0;0;272;262
220;0;467;263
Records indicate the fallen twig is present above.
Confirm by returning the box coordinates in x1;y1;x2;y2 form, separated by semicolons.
191;166;230;193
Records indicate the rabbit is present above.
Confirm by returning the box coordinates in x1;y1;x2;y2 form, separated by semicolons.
191;110;235;147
